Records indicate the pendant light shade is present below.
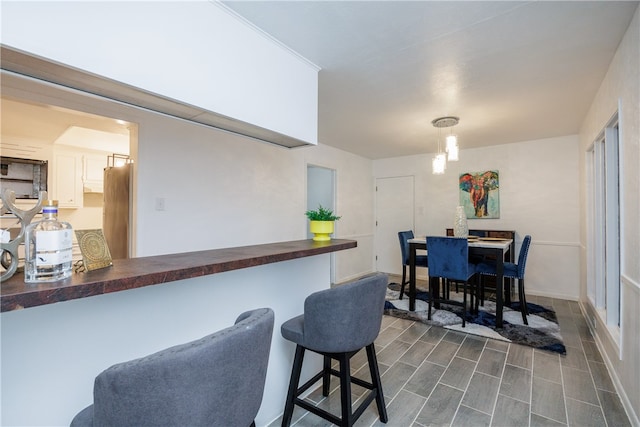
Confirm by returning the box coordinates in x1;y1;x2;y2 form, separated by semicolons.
431;116;460;174
446;134;459;161
432;153;446;175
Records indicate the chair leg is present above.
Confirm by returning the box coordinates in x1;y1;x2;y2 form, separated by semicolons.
468;279;475;315
475;275;481;313
338;353;353;427
427;276;437;320
282;345;305;427
462;280;467;327
519;278;528;325
366;343;388;423
504;279;512;305
399;265;407;300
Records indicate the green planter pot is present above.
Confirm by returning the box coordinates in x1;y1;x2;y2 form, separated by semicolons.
309;221;334;241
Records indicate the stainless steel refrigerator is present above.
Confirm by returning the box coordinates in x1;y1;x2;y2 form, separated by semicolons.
103;164;131;259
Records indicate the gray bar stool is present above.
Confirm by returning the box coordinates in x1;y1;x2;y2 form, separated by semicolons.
70;308;274;427
280;273;389;427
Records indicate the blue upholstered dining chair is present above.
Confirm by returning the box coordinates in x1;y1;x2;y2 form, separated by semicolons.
398;230;428;299
280;273;388;427
426;236;478;327
477;235;532;324
70;308;275;427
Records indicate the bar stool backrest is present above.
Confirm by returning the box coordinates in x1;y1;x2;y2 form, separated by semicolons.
70;308;275;427
302;273;388;353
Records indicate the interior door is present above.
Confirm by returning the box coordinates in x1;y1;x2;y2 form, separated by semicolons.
375;176;414;275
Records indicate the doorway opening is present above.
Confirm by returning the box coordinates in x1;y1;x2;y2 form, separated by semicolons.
306;164;336;282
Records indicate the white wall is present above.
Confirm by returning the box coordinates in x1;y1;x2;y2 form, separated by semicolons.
130;111;375;277
578;7;640;424
373;135;581;300
58;193;103;230
0;1;318;145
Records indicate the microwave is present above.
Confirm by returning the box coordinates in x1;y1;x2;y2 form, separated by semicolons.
0;156;48;199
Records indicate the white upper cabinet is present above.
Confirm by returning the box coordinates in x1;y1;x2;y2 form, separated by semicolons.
82;154;107;193
53;151;82;208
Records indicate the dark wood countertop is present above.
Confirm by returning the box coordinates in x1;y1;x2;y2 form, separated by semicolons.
1;239;357;313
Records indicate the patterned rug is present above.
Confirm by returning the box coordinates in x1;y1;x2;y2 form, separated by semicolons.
384;283;566;355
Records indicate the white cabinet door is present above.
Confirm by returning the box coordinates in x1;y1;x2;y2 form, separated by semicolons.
82;154;107;192
54;152;82;208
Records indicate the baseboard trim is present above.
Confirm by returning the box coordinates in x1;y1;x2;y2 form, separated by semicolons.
579;301;639;426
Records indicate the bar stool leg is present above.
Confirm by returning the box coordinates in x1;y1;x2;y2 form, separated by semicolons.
282;345;305;427
338;353;353;427
366;344;388;423
322;355;331;396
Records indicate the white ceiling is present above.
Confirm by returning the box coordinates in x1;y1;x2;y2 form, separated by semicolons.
222;0;638;159
0;96;131;154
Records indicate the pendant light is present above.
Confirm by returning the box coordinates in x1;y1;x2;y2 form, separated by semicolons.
446;133;459;161
432;152;447;175
432;125;446;175
431;116;460;174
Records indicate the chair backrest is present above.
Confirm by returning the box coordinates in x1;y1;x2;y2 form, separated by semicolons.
89;308;274;427
303;272;388;353
426;236;471;282
516;235;532;278
398;230;415;265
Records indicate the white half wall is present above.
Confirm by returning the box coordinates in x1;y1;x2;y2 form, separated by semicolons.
373;135;581;300
1;255;330;427
0;1;318;144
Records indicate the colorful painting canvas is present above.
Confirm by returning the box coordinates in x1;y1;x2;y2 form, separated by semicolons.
459;170;500;219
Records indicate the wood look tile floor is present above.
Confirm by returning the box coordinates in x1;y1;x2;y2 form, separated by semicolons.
270;276;631;427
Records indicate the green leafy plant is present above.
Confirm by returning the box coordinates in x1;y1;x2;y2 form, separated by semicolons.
305;205;341;221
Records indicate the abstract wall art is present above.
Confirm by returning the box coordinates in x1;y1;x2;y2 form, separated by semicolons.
459;170;500;219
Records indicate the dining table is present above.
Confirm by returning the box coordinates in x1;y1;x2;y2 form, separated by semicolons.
408;236;513;328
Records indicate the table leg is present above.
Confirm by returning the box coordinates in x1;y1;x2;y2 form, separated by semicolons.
409;243;416;311
495;249;504;328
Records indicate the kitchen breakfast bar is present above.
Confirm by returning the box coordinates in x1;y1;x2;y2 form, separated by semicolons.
1;239;356;426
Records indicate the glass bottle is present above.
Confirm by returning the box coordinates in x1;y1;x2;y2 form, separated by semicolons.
24;200;73;283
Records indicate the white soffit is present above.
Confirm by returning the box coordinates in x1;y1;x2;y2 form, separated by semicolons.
54;126;130;155
0;46;310;149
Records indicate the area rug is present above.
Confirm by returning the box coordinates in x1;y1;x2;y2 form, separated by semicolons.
384;283;566;355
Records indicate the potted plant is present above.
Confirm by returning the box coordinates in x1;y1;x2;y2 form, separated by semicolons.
305;205;341;241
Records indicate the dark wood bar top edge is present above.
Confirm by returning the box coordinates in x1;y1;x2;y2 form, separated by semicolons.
1;239;357;313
